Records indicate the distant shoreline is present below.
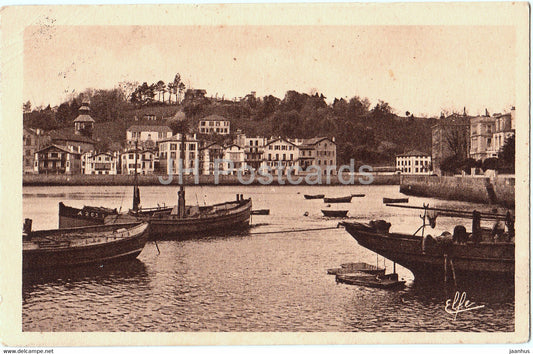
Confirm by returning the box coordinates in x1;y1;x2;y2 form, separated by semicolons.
23;173;401;186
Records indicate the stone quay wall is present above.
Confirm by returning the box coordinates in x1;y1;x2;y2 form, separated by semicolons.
399;175;515;208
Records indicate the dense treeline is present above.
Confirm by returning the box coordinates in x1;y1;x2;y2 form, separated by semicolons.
23;74;435;166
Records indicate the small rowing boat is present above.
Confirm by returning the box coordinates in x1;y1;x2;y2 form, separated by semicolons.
321;209;348;217
324;196;352;203
251;209;270;215
383;197;409;204
304;194;325;200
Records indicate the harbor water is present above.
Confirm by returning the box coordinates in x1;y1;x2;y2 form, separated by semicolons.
22;185;514;332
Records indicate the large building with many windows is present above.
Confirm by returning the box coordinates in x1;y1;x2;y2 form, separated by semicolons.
33;145;82;175
198;115;230;135
120;149;156;175
396;150;432;175
262;138;300;175
126;125;173;149
82;152;120;175
298;137;337;175
158;134;200;175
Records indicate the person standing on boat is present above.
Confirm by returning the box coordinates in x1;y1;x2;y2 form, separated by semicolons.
471;210;482;243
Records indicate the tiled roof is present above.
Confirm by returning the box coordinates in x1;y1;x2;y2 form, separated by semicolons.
73;114;95;123
36;144;81;155
396;150;430;157
200;115;228;122
49;129;96;144
302;137;335;146
127;125;172;133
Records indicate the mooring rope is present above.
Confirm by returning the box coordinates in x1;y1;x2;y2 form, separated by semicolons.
247;226;342;235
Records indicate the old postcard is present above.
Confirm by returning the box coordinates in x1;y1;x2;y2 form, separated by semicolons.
0;2;530;349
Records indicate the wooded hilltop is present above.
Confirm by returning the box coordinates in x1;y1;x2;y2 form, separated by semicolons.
23;74;436;167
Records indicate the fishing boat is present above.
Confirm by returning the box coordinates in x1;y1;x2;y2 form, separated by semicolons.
383;197;409;204
323;196;352;203
351;194;365;198
339;205;515;283
58;141;252;238
321;209;348;217
251;209;270;215
335;272;406;289
23;219;149;271
304;194;325;200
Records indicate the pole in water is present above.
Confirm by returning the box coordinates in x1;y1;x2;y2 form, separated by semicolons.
154;240;160;255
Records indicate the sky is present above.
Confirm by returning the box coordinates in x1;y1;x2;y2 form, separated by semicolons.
24;25;516;117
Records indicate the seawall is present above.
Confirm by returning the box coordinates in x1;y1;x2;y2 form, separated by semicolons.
23;173;400;187
399;175;515;208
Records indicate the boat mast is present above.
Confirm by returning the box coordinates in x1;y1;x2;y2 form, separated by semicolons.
177;132;186;218
133;140;140;212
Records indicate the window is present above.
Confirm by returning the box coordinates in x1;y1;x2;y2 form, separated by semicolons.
170;143;177;150
129;154;134;159
189;144;196;150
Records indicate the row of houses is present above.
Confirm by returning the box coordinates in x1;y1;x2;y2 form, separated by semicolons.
31;133;337;176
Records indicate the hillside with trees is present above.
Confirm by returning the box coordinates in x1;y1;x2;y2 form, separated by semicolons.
23;73;436;166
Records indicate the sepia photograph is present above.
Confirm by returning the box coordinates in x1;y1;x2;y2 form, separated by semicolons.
0;2;530;349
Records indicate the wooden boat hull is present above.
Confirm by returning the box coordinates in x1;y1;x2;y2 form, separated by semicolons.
23;222;149;271
141;198;252;237
251;209;270;215
340;222;514;283
351;194;365;198
383;198;409;204
58;202;115;228
321;210;348;217
304;194;324;199
59;199;252;239
324;196;352;203
336;273;406;289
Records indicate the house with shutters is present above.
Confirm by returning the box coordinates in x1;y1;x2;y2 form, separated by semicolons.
33;144;82;174
81;151;120;175
198;115;230;135
126;125;173;150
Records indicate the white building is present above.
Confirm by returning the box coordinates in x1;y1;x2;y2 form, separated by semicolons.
198;115;230;135
488;108;515;157
82;152;119;175
262;138;300;175
158;134;200;175
126;125;173;149
223;144;245;174
121;149;156;175
396;151;432;175
199;143;225;175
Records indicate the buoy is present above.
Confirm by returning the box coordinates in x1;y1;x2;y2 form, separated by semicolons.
303;211;309;217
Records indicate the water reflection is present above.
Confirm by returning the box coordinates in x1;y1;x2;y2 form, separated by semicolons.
22;185;515;332
23;259;149;298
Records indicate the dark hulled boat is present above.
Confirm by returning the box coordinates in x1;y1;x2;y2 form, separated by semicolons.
251;209;270;215
351;194;365;198
304;194;325;200
59;193;252;238
339;221;514;283
321;209;349;217
323;196;352;203
23;221;149;271
383;197;409;204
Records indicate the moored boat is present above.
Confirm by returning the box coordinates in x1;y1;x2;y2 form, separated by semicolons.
327;262;385;275
304;194;325;199
251;209;270;215
335;272;406;289
321;209;349;217
383;197;409;204
351;194;365;198
339;218;515;283
23;220;149;271
324;196;352;203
